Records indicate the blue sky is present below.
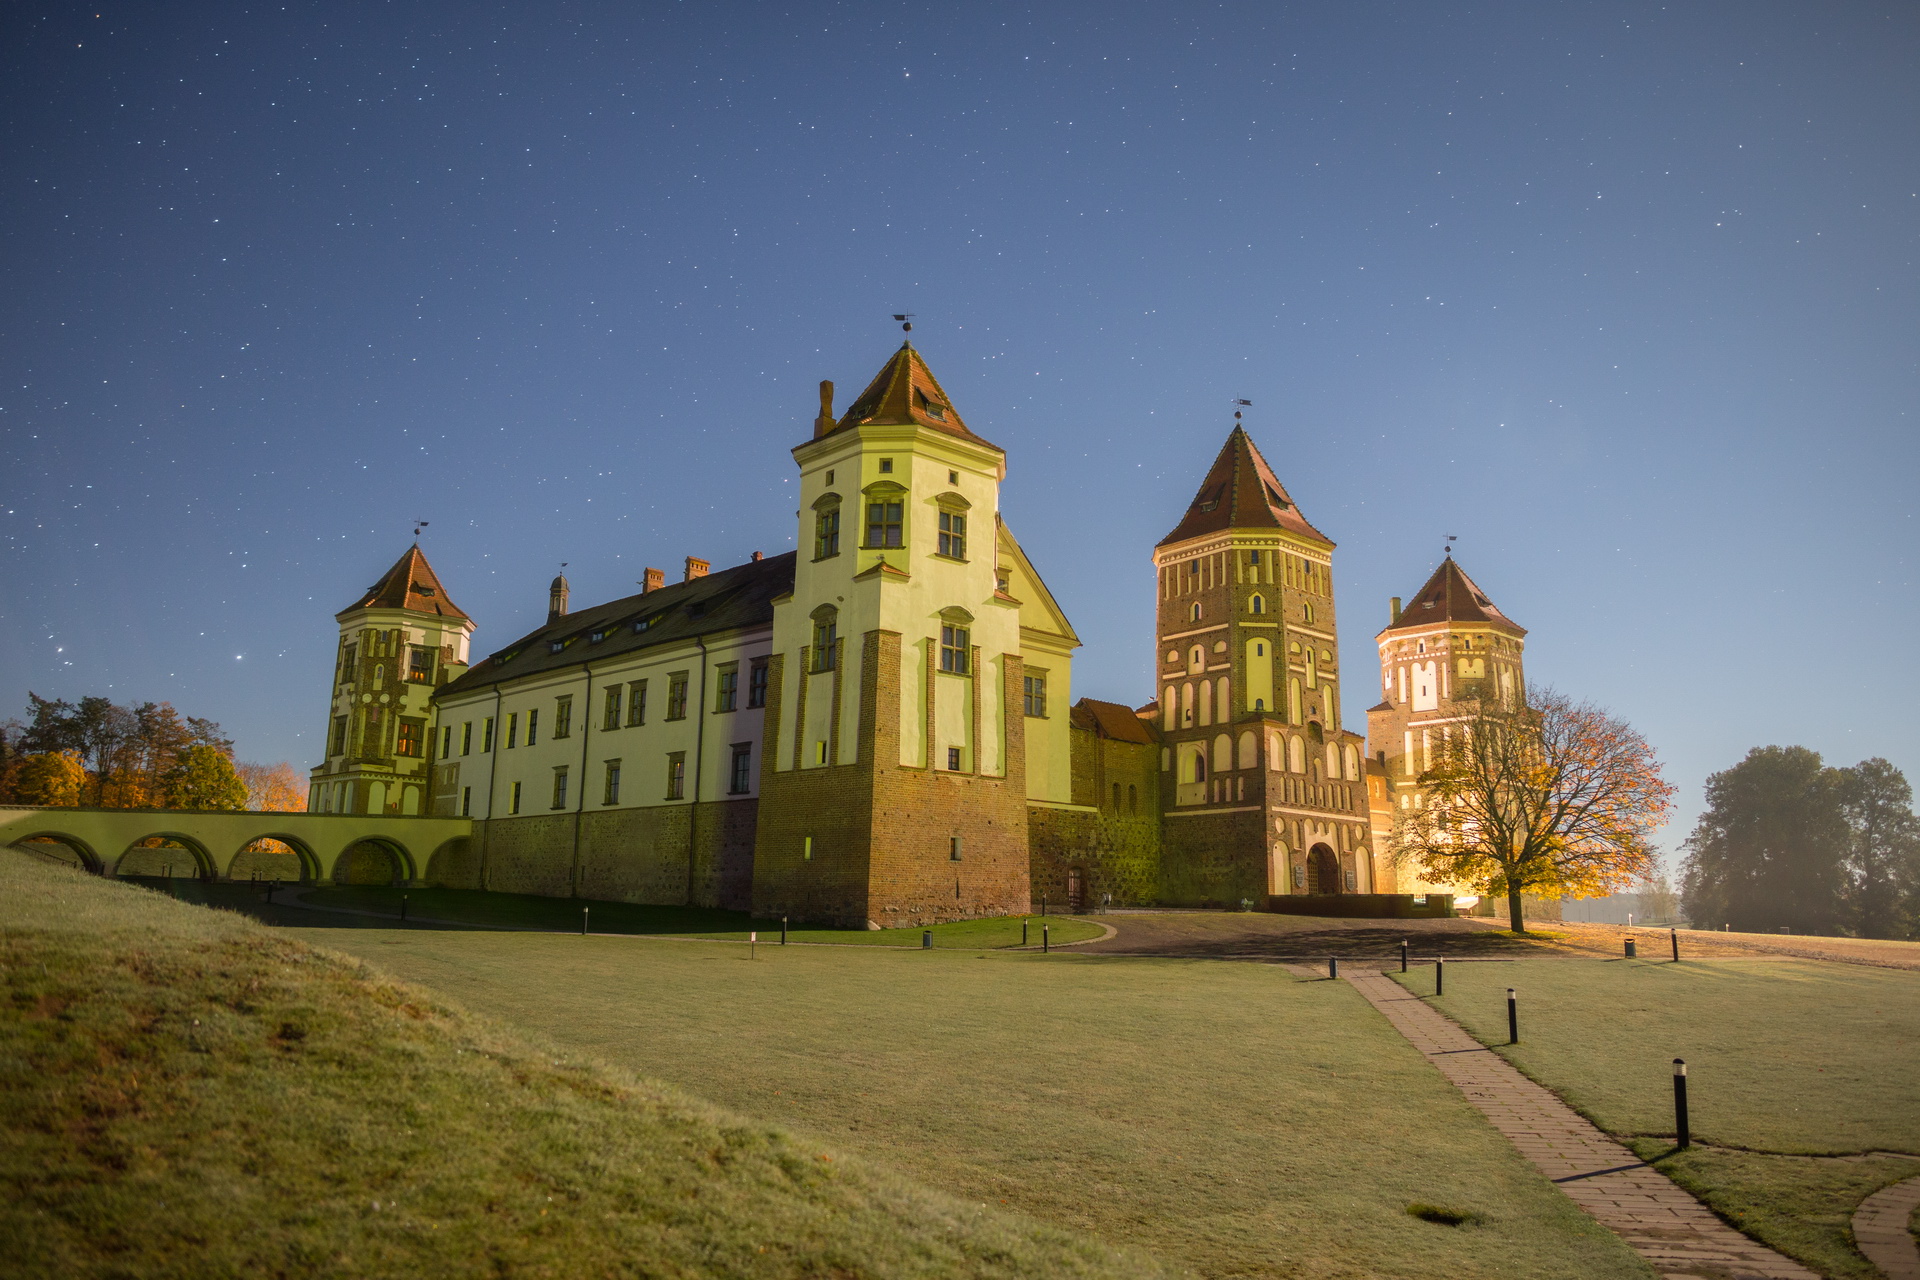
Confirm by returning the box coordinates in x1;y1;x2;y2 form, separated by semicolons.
4;1;1915;853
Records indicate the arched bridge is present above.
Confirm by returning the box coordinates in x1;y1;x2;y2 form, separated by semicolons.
0;805;471;884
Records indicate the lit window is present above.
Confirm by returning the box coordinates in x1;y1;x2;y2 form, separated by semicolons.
396;721;422;757
940;625;970;674
408;647;434;683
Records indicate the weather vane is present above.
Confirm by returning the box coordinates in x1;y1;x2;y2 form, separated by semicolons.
1232;398;1252;421
893;313;914;333
1445;534;1457;558
412;520;429;542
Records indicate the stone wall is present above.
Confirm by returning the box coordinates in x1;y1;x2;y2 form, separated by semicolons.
1160;808;1272;907
1027;721;1162;909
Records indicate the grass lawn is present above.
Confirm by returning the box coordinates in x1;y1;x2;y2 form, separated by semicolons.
0;854;1174;1279
1391;957;1920;1278
283;883;1107;948
290;924;1656;1280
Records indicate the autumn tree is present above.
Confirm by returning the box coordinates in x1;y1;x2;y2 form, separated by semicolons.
1389;687;1675;935
173;745;248;811
1837;758;1920;940
10;695;237;809
12;751;87;807
236;761;307;812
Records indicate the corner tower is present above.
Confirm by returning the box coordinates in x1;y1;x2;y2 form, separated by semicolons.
752;342;1075;927
1153;426;1374;904
309;545;473;816
1364;556;1527;899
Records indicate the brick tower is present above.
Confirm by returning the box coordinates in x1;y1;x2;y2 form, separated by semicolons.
751;342;1034;927
309;544;473;815
1153;425;1374;904
1364;555;1527;898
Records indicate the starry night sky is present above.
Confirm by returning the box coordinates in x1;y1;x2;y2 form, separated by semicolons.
4;2;1915;850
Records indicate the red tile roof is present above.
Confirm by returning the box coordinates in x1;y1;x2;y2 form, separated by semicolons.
820;342;1001;451
1379;557;1526;637
338;545;471;622
1158;427;1332;548
1072;697;1158;744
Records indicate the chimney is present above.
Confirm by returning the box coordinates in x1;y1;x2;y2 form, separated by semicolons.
751;550;763;562
684;556;710;582
813;380;835;438
1390;596;1402;625
548;574;570;624
641;567;665;594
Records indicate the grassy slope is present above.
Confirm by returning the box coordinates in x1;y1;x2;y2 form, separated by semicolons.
291;885;1107;948
0;855;1176;1280
292;925;1655;1280
1391;958;1920;1279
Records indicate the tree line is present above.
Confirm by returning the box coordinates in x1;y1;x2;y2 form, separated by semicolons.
0;693;305;812
1680;746;1920;939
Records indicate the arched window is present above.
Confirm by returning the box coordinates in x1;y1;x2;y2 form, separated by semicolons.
1288;736;1305;773
1189;602;1202;623
1163;686;1177;731
1237;731;1257;770
810;605;838;672
1112;782;1121;811
1181;682;1194;726
1198;679;1212;726
1343;744;1358;781
1127;784;1137;813
1191;752;1207;784
862;481;907;549
1189;645;1205;675
1211;734;1232;773
811;492;842;559
1249;594;1265;615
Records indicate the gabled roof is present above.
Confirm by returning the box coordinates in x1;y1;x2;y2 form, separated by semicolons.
1158;427;1332;548
820;342;1001;451
1379;557;1527;638
338;545;471;623
1070;698;1158;744
438;553;797;698
997;517;1079;646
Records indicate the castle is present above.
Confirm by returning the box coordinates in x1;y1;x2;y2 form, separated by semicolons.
307;341;1526;925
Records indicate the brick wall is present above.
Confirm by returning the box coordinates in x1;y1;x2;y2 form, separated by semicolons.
1160;808;1273;906
1027;720;1162;909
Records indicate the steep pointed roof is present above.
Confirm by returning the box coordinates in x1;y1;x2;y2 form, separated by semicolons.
1158;427;1332;548
822;342;1000;451
1380;557;1525;637
338;545;471;623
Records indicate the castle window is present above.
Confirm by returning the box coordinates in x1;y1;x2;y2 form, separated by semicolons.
506;712;519;748
915;390;947;421
715;666;739;713
603;760;622;805
812;608;838;672
333;716;349;756
408;647;434;683
1128;785;1138;813
550;767;570;810
729;743;752;794
1023;674;1047;717
938;510;967;559
1302;602;1316;625
461;786;471;817
1249;594;1265;615
439;725;452;758
666;674;689;720
1112;783;1122;811
340;644;358;682
940;625;970;674
948;470;959;484
948;747;963;771
748;660;769;708
627;680;647;725
481;717;495;752
1255;642;1265;656
813;496;841;559
950;835;963;861
552;696;573;740
603;685;623;730
1248;549;1263;565
510;781;522;815
396;721;422;757
526;708;539;745
461;722;473;756
1189;602;1202;622
824;470;834;485
666;752;686;800
589;630;606;645
878;457;894;473
866;499;904;548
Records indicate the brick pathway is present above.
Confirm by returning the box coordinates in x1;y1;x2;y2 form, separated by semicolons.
1337;967;1818;1280
1853;1174;1920;1280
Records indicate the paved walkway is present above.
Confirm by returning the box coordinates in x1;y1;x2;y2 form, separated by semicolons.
1854;1174;1920;1280
1337;967;1819;1280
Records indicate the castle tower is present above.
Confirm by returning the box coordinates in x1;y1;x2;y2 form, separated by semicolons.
752;342;1061;927
1153;427;1375;904
309;545;474;816
1364;556;1527;901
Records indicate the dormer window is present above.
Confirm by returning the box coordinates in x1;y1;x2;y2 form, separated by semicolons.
411;584;437;598
1194;483;1224;513
548;640;565;654
589;630;607;644
915;389;947;421
1264;482;1289;509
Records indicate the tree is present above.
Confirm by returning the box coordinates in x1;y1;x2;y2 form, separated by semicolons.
1836;758;1920;940
1389;687;1675;935
1679;746;1848;935
1635;863;1681;926
12;751;87;807
236;761;307;812
172;745;248;811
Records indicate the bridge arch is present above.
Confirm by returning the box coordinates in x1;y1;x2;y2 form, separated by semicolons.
114;832;218;880
227;833;320;883
8;831;104;874
329;835;416;886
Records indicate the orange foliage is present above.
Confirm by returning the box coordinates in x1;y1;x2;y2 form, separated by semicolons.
236;761;307;812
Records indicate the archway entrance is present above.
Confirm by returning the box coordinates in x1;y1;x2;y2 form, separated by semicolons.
10;835;95;873
1307;844;1340;895
117;836;212;880
1066;867;1085;912
230;838;305;883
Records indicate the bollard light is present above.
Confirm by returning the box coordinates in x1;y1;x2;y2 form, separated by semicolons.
1329;956;1339;979
1434;957;1444;997
1672;1058;1690;1148
1022;919;1030;947
1507;988;1518;1044
751;930;758;959
1042;924;1050;954
1670;928;1679;963
1400;940;1409;973
582;906;589;936
781;915;789;945
922;930;932;950
401;894;409;923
